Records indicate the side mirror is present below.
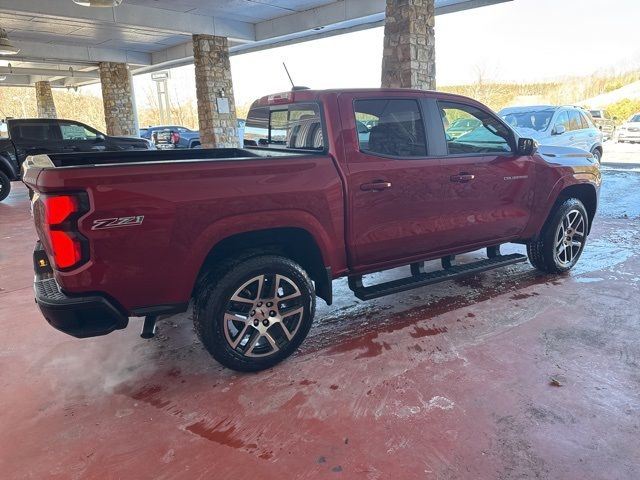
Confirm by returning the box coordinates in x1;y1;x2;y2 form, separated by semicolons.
95;134;105;142
517;137;536;156
553;125;566;135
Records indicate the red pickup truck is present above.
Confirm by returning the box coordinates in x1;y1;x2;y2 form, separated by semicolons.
23;88;601;371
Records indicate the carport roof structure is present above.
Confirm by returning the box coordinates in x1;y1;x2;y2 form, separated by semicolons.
0;0;510;88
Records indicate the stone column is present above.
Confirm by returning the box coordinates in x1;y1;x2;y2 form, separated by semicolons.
98;62;137;136
192;34;238;148
35;81;57;119
381;0;436;91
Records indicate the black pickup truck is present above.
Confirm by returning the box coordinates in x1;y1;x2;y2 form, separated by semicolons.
0;118;153;201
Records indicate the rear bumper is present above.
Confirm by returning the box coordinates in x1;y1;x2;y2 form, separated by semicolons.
33;243;128;338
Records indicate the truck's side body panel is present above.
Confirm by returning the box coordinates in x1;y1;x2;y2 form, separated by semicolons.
36;155;347;311
23;88;601;327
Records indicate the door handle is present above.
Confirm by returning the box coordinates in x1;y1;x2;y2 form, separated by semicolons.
450;173;475;183
360;181;392;192
569;136;575;141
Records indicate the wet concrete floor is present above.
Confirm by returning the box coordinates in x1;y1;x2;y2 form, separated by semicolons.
1;162;639;479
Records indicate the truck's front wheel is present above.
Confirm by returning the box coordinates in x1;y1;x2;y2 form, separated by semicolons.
194;255;316;372
527;198;589;274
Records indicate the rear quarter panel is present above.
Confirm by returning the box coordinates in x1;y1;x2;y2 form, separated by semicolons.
34;156;346;311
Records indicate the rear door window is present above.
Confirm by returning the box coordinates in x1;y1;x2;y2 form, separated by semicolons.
579;112;592;129
11;122;61;142
245;103;324;150
353;99;427;157
567;110;583;131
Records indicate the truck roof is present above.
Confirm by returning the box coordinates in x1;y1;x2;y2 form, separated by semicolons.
7;118;82;124
251;88;485;109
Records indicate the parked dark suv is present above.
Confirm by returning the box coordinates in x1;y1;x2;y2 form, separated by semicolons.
0;118;154;201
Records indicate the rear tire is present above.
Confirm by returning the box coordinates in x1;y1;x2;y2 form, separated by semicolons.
527;198;589;274
194;255;315;372
0;171;11;202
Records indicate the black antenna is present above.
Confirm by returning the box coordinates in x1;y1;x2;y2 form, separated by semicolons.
283;62;295;89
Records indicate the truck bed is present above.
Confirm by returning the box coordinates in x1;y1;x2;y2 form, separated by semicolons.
44;147;311;168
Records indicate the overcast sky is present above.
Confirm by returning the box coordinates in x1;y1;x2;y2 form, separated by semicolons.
125;0;639;108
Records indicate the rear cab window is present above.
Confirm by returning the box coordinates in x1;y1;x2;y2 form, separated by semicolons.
245;103;325;151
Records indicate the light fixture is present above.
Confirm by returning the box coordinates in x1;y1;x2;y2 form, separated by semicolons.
0;28;19;55
72;0;124;6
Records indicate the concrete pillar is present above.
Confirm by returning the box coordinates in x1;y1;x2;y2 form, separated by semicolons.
381;0;436;91
35;81;57;119
98;62;137;136
192;34;238;148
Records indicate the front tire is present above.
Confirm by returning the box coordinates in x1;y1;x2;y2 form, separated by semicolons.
591;148;602;163
194;255;316;372
0;171;11;202
527;198;589;274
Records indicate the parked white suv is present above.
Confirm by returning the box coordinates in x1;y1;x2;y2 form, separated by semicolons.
499;105;604;162
616;113;640;143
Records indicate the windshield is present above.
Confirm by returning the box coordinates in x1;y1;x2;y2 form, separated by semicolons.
589;110;602;118
500;109;555;132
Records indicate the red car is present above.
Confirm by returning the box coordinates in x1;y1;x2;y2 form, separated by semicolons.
23;88;601;371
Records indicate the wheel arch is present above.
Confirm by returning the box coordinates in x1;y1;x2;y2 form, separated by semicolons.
555;183;598;234
193;227;333;305
591;144;603;157
0;153;19;180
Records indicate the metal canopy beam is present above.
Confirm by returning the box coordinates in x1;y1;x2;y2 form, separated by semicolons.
0;66;99;79
6;40;151;66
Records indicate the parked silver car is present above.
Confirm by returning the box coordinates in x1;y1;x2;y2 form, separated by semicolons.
616;113;640;143
499;105;604;162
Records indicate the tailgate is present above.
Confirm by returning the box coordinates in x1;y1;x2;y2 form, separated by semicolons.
21;154;53;191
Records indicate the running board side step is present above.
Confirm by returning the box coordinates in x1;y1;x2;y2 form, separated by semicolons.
348;254;527;301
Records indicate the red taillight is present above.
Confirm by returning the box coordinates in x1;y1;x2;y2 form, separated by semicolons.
46;195;77;225
40;194;88;270
49;231;82;268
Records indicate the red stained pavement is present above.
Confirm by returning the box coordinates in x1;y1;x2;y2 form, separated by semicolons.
1;180;639;479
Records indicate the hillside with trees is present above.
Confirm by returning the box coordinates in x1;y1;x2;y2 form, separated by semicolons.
2;69;639;132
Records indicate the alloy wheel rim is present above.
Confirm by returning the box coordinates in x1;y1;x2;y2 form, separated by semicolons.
223;273;305;358
554;209;585;267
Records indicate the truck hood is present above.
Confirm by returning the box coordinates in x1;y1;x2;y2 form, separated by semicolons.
536;144;597;166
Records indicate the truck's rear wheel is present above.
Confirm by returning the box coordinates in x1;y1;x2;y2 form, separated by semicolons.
527;198;588;274
0;171;11;202
194;255;315;372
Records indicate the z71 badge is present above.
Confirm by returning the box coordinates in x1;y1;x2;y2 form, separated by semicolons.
92;216;144;230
